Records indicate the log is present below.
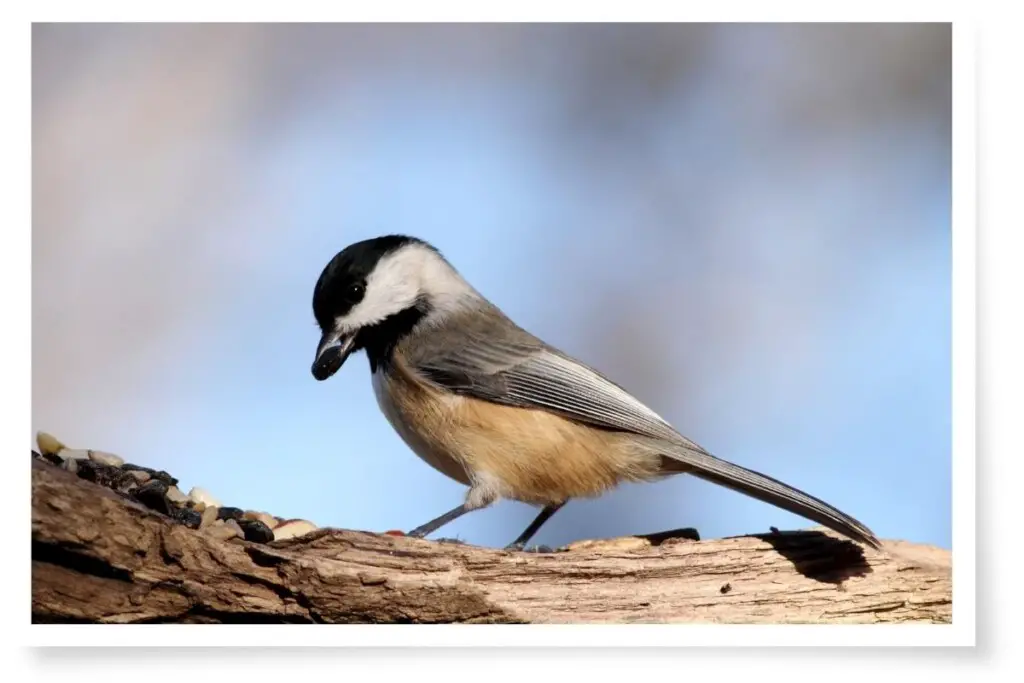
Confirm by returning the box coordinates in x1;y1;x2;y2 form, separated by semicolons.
31;458;951;624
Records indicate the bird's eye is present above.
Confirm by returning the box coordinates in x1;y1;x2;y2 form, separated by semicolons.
345;282;365;302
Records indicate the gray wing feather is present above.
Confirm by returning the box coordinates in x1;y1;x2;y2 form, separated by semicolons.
405;306;881;549
409;313;687;444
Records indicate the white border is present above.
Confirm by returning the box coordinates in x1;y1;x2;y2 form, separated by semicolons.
27;623;966;648
12;5;973;653
949;20;976;642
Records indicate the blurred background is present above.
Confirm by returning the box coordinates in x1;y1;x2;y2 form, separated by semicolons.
32;23;951;550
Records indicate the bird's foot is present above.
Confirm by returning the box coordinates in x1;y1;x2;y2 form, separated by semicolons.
504;543;555;553
435;537;467;545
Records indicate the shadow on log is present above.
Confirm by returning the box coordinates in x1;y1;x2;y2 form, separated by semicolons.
31;459;952;624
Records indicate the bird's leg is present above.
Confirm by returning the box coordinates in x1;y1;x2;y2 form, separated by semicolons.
407;503;472;538
407;484;498;540
505;502;566;551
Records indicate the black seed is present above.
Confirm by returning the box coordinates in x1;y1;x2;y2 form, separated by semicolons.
121;464;178;486
152;471;178;486
720;583;732;594
237;519;274;543
133;479;171;515
109;470;134;490
216;506;245;521
41;451;63;466
114;474;140;495
76;460;124;487
172;507;203;529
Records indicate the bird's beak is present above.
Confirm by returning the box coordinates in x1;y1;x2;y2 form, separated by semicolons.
311;329;356;381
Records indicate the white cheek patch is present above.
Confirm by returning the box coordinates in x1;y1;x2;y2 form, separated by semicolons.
333;243;477;332
335;250;423;330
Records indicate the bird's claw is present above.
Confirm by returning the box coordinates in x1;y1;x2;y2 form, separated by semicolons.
505;543;555;553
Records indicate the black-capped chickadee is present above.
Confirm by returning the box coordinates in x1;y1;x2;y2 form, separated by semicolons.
310;235;881;551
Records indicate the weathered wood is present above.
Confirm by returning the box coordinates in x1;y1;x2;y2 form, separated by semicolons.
31;459;951;623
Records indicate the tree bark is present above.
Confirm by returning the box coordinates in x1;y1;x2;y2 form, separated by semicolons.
31;459;952;624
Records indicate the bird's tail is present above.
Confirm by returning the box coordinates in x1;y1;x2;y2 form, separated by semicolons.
659;443;882;550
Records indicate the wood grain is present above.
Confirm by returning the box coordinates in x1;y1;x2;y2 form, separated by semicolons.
31;459;951;624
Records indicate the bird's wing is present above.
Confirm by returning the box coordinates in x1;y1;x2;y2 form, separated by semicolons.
402;307;881;550
407;314;688;445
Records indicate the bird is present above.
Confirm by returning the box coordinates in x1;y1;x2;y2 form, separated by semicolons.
309;234;882;551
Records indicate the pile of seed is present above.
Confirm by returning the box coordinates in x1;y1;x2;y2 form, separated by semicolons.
33;431;318;544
